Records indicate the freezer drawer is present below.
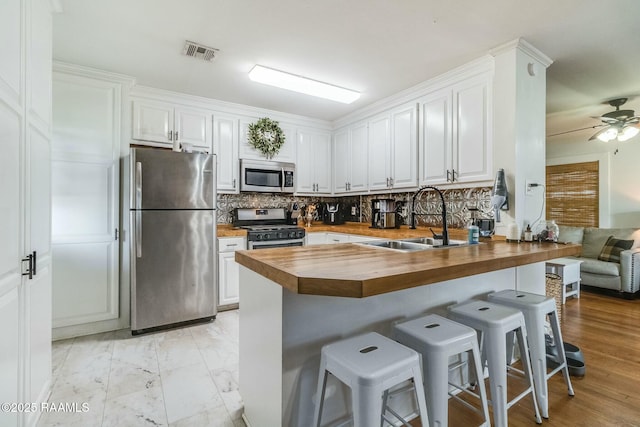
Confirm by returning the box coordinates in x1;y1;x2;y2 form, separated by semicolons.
130;210;216;332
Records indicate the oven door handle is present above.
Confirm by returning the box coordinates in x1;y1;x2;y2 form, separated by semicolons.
249;238;305;249
281;167;285;193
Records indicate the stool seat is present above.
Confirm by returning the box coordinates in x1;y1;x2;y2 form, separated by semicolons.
313;332;429;427
449;300;542;427
394;314;490;427
488;289;575;419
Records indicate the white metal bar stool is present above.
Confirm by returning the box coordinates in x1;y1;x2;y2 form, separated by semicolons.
448;300;542;427
487;289;575;418
313;331;429;427
393;314;491;427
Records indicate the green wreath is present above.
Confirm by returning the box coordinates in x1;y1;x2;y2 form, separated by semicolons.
247;118;285;159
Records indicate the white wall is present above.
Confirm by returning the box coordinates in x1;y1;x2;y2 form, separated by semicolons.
547;138;640;228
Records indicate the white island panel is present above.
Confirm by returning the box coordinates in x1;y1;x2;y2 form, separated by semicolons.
239;265;518;426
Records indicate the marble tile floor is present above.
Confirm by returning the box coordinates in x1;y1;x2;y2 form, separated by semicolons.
38;310;245;427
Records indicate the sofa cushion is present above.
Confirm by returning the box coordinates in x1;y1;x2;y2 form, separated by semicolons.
557;225;584;245
598;236;634;263
580;258;621;277
582;227;640;259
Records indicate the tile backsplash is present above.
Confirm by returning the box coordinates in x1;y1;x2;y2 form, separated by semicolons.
217;187;494;228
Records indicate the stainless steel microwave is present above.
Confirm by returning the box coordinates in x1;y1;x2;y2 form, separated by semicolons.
240;159;295;193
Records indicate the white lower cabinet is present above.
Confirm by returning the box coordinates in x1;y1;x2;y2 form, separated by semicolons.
218;237;245;309
306;232;381;246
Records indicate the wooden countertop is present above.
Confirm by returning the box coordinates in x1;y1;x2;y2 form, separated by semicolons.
235;239;581;298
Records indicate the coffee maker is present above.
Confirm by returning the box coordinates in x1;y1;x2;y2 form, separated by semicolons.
371;199;396;229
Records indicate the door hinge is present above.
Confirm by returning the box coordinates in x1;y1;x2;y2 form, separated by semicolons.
115;228;119;241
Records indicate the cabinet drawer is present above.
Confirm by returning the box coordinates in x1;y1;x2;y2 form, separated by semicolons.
218;237;246;252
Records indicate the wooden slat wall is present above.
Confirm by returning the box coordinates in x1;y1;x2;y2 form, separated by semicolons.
546;161;599;227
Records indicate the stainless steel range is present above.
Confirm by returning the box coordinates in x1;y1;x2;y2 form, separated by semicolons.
233;208;305;249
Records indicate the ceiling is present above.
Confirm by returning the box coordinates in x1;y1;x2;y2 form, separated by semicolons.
52;0;640;143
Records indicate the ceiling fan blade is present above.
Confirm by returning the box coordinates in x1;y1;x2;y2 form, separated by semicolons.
547;124;606;138
600;116;621;124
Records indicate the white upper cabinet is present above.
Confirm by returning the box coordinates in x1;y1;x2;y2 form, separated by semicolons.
368;103;418;191
239;117;296;163
213;114;239;193
419;72;493;186
333;121;368;194
297;129;331;194
132;100;212;151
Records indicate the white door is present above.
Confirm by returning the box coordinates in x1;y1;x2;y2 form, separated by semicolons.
314;132;332;194
368;115;391;190
390;104;417;189
51;74;120;330
453;75;493;183
349;122;368;192
213;114;239;193
296;130;315;193
0;96;22;427
175;106;212;151
219;252;240;306
420;89;452;185
132;100;172;144
333;129;349;193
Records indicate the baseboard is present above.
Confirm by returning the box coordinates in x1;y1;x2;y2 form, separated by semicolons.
581;285;639;300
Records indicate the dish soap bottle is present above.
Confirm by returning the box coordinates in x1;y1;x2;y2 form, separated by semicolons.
524;224;533;242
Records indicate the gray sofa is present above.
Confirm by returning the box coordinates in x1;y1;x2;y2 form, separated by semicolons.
558;225;640;295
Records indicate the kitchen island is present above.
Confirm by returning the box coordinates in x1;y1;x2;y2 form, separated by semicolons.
235;239;580;426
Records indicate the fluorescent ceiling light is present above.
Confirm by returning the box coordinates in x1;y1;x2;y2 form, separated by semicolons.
248;65;360;104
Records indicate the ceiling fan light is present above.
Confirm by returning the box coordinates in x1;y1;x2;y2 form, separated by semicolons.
618;125;640;142
591;127;619;142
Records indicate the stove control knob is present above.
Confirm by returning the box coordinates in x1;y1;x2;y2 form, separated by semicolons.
297;231;304;238
263;233;271;240
278;232;285;239
289;231;296;238
255;234;262;240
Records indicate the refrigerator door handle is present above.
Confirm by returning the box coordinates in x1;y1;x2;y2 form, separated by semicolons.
135;161;142;210
135;211;142;258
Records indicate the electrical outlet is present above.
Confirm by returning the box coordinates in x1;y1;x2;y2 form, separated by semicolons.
525;180;537;196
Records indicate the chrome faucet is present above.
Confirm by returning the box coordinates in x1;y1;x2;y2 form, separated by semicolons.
410;186;449;246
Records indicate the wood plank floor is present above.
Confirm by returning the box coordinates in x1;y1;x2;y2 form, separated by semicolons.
412;291;640;426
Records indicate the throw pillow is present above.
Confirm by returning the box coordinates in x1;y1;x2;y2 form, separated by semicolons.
597;236;634;263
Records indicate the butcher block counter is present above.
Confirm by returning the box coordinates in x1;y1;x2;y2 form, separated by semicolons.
235;240;580;298
237;234;580;427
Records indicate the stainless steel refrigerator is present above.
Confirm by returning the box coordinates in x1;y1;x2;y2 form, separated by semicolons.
129;147;217;334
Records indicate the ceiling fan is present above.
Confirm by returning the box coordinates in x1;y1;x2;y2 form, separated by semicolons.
588;97;640;142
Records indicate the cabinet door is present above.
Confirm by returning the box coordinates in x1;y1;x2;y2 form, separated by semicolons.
453;75;492;183
305;233;327;245
51;74;120;331
132;100;172;144
333;129;349;193
419;89;452;185
0;288;19;427
175;106;212;150
213;114;239;193
349;122;369;192
219;251;239;306
368;114;391;190
314;132;332;194
0;0;21;104
391;104;417;189
296;131;315;193
239;117;296;162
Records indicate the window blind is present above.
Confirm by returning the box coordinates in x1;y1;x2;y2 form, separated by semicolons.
546;161;599;227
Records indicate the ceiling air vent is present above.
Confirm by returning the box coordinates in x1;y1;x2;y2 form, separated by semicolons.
182;40;219;62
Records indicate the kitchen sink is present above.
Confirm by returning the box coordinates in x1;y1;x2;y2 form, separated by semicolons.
357;240;433;252
357;237;478;252
400;237;471;248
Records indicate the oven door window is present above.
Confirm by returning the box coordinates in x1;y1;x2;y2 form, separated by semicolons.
245;168;281;188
